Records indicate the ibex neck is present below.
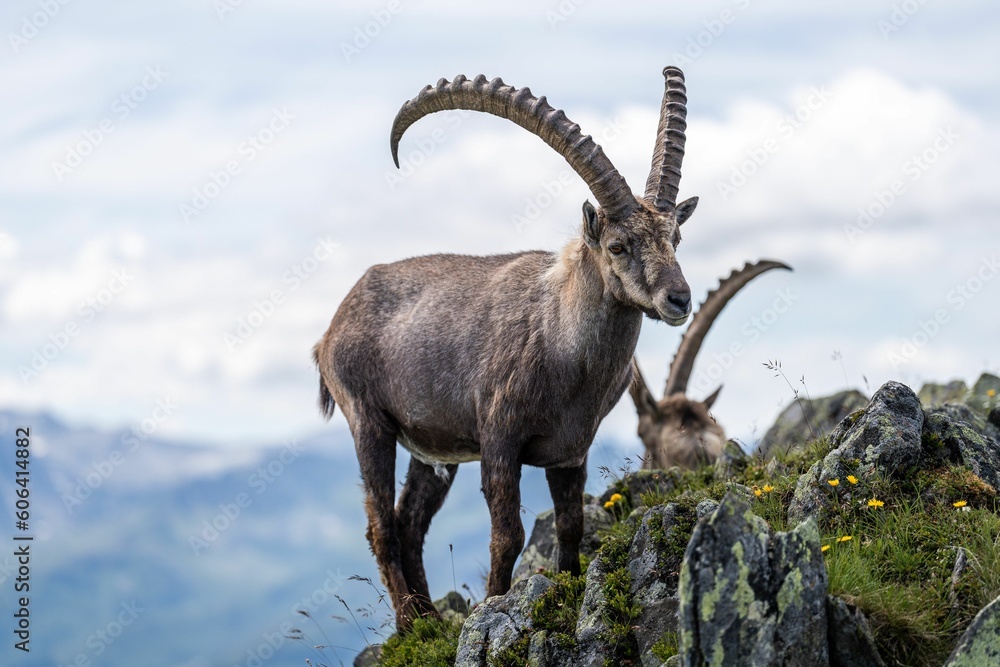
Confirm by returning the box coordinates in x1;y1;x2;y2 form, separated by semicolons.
544;238;643;358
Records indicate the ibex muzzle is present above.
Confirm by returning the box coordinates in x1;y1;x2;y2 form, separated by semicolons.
314;67;699;631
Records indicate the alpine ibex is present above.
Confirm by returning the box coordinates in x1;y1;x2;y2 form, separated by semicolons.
630;260;791;469
313;67;699;629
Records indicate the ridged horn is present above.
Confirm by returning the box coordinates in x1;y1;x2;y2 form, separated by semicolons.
644;66;688;213
390;74;638;220
664;260;792;397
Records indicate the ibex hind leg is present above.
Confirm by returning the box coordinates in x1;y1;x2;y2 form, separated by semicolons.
545;463;587;576
396;458;458;619
351;414;416;631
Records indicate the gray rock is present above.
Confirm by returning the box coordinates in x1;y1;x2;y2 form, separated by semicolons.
944;592;1000;666
627;504;694;659
758;390;869;458
352;644;382;667
923;404;1000;490
575;554;614;667
679;493;829;667
695;499;719;519
966;373;1000;416
826;596;885;667
789;381;924;523
951;548;969;612
454;574;554;667
434;590;470;625
918;379;969;407
990;407;1000;430
715;438;751;479
514;498;613;583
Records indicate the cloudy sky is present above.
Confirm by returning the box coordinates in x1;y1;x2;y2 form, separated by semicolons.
1;0;998;452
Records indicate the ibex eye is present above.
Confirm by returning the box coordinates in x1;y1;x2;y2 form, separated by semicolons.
608;243;625;255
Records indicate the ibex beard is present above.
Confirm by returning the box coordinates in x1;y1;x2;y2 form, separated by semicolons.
313;68;699;631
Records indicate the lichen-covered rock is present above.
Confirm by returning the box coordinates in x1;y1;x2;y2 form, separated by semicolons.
944;592;1000;666
966;373;1000;415
514;497;613;582
695;498;719;519
679;493;829;667
826;596;885;667
575;554;613;667
352;644;383;667
627;504;692;659
923;404;1000;490
714;438;751;479
789;381;924;523
454;574;554;667
434;590;470;625
918;379;969;407
759;390;869;458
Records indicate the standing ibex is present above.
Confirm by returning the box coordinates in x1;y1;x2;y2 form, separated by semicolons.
314;68;699;630
630;260;791;469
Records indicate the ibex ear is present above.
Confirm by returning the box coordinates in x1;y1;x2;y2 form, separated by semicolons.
675;196;699;226
582;200;601;247
703;384;722;409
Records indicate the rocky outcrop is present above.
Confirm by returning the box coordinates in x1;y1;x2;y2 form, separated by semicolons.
944;593;1000;666
454;575;554;667
918;379;969;407
826;596;885;667
966;373;1000;415
923;404;1000;490
627;504;694;662
513;496;613;583
679;493;829;666
789;381;1000;523
758;390;869;458
435;590;471;625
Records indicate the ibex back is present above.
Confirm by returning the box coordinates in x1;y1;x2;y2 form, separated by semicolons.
313;68;699;630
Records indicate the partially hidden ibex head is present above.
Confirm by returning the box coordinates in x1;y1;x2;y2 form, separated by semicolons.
390;67;699;325
631;260;793;469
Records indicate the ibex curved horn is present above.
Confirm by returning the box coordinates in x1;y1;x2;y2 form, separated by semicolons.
664;260;792;397
644;66;688;213
390;74;638;221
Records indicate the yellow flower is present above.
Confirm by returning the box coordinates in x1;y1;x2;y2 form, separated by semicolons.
753;488;763;497
603;500;615;509
828;479;840;487
836;535;853;543
867;498;884;508
609;493;623;503
847;475;859;485
821;545;831;552
953;500;968;508
762;484;775;493
988;389;996;398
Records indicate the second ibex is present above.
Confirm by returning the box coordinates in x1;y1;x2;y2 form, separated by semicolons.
314;67;699;629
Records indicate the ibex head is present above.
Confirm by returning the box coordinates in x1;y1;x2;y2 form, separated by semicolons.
390;67;698;325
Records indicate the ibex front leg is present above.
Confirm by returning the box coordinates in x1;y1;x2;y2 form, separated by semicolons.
481;451;524;598
545;463;586;576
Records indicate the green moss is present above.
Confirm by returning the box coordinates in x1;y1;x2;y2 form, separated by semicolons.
489;634;531;667
532;570;587;638
650;631;679;660
380;617;463;667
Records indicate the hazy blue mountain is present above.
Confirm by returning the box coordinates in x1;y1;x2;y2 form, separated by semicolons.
0;410;636;667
